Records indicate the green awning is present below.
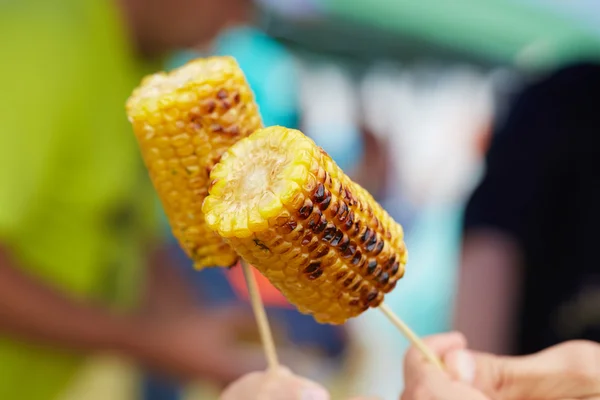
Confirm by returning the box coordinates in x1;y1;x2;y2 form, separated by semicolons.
321;0;600;69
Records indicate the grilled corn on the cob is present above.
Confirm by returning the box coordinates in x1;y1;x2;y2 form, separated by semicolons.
203;126;408;324
126;56;262;269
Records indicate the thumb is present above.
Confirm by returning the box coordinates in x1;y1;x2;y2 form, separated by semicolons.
446;342;600;400
444;349;536;399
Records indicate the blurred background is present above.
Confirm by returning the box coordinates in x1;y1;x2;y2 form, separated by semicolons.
1;0;599;399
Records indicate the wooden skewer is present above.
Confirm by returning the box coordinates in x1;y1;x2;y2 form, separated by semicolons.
240;259;279;369
379;303;444;371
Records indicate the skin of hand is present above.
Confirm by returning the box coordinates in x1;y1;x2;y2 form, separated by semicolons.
402;332;600;400
220;367;386;400
131;305;267;385
134;250;267;385
219;366;331;400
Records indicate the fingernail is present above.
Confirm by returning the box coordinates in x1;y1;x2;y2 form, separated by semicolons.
300;386;330;400
454;349;476;383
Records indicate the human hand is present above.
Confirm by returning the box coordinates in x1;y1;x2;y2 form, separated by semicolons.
402;332;600;400
220;366;330;400
466;340;600;400
130;306;266;385
402;332;488;400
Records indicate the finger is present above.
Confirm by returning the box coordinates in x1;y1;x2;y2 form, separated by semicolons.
404;332;467;384
221;367;330;400
444;349;476;383
209;348;268;385
285;376;330;400
401;371;489;400
219;371;265;400
471;341;600;400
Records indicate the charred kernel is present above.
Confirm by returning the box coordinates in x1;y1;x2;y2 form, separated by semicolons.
349;279;361;291
351;221;361;236
314;183;326;202
337;202;349;222
314;245;329;258
204;99;216;113
366;289;379;303
344;211;355;230
222;99;232;109
210;123;223;133
253;239;270;252
338;235;350;252
386;255;397;268
318;192;332;211
373;240;385;255
322;224;337;241
361;228;374;243
342;241;357;258
324;172;332;187
271;237;284;248
367;260;377;275
379;272;390;285
329;202;339;217
351;250;362;265
360;285;370;296
330;230;344;246
308;269;324;280
233;92;241;104
307;209;322;230
373;218;381;230
345;188;354;205
357;257;367;269
301;231;313;246
277;221;296;235
390;261;400;275
225;125;239;135
303;262;321;274
307;241;320;252
298;200;313;220
217;89;228;99
349;299;360;307
372;266;383;277
314;214;328;233
343;277;354;287
365;235;378;252
335;269;350;281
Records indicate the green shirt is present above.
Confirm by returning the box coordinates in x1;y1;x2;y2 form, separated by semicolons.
0;1;157;398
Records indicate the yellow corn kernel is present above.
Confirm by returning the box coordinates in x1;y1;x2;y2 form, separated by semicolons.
126;56;262;269
203;126;408;324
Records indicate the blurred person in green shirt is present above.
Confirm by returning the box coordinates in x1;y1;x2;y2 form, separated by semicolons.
0;0;260;399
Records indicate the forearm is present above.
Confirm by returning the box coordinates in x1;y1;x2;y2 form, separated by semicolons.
453;230;523;354
0;249;139;355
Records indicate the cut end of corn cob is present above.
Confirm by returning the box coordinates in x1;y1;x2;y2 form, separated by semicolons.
203;126;408;324
126;56;262;269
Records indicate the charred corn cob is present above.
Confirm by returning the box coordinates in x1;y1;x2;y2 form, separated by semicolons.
126;56;262;269
202;126;408;324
